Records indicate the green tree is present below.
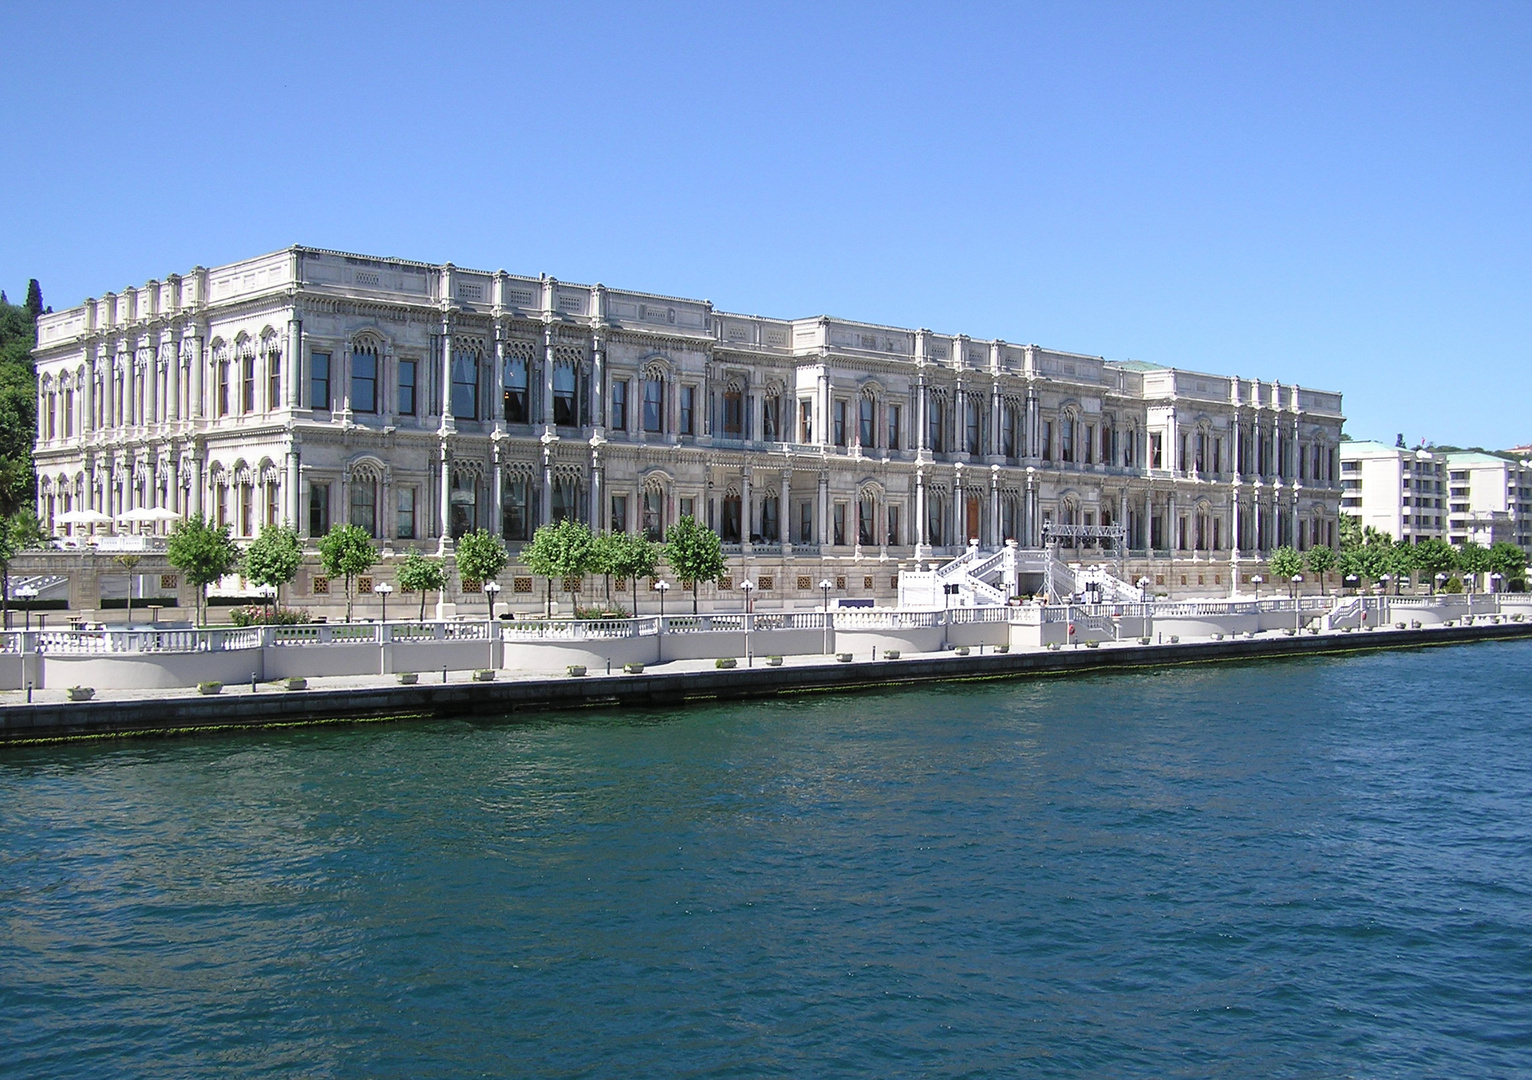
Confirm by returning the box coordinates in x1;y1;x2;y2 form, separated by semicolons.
317;523;377;622
1267;545;1303;590
243;525;303;617
397;550;447;621
609;532;660;612
664;515;725;614
113;553;141;624
0;289;40;515
1303;545;1337;595
456;528;509;613
24;280;43;319
521;519;594;616
1457;541;1492;592
1486;541;1528;591
589;531;624;604
1338;514;1364;552
1408;538;1457;593
0;509;46;629
166;516;241;625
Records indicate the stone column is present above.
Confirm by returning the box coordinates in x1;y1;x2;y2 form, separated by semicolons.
1026;388;1040;458
591;329;606;438
542;325;557;436
436;441;453;553
190;334;205;421
780;468;793;555
286;446;300;530
1025;475;1037;546
189;450;203;519
990;382;1002;457
589;450;604;531
541;449;554;527
915;468;928;557
1168;489;1179;553
818;370;831;447
817;470;829;546
741;468;754;552
989;467;1001;546
492;324;506;434
287;316;303;410
382;468;395;542
439;319;456;433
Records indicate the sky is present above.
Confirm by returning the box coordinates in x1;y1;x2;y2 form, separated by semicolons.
2;1;1528;448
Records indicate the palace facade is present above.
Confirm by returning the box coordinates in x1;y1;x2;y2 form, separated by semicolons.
31;246;1346;601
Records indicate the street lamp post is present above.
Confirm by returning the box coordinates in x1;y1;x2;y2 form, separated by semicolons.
653;580;670;664
374;582;393;624
820;578;834;655
653;579;670;619
1291;575;1303;632
17;584;38;633
1434;572;1447;596
1490;572;1503;595
482;580;501;670
740;579;755;666
1250;574;1263;600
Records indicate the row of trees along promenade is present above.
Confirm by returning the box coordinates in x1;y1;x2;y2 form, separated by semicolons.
158;515;730;626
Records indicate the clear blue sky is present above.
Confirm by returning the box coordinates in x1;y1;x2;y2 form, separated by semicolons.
3;1;1528;448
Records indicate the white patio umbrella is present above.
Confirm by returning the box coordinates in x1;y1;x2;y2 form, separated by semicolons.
56;508;113;525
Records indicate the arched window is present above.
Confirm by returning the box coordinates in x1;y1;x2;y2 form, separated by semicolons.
927;396;945;453
502;478;532;540
351;342;378;414
503;355;528;423
859;396;875;448
858;495;876;546
965;398;982;455
643;376;664;434
642;488;664;540
450;472;479;537
553;366;577;427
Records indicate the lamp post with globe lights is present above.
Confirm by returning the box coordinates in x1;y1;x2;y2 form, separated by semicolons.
740;579;756;666
374;581;393;624
482;580;502;670
820;579;834;654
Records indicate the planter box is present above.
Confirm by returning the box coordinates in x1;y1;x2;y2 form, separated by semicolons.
566;665;587;677
1168;635;1180;644
624;662;645;674
953;646;970;656
397;672;418;685
766;656;783;667
995;644;1009;654
473;669;496;682
882;650;900;660
715;657;737;669
284;677;308;691
1410;620;1422;629
1284;628;1297;636
835;653;853;663
197;681;222;696
1085;640;1100;648
66;687;95;702
1138;637;1152;645
1212;633;1224;640
1047;642;1062;651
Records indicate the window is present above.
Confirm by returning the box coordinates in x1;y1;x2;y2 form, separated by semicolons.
723;389;744;438
503;356;527;423
966;399;982;455
350;480;376;536
1002;406;1017;458
266;482;280;528
643;377;664;433
680;386;696;435
240;482;253;537
398;359;417;416
887;504;900;546
551;479;578;523
267;351;281;410
397;487;416;540
450;473;478;537
679;497;695;521
927;398;944;453
761;496;779;542
799;399;813;442
762;396;778;441
1102;425;1112;464
610;494;628;533
888;404;901;451
215;484;228;528
1084;424;1095;465
217;359;231;417
451;352;479;419
351;350;377;413
1150;432;1164;469
310;352;331;411
504;481;532;540
858;497;875;545
927;496;944;546
1061;417;1075;462
553;366;576;427
1041;420;1053;462
833;503;846;546
859;397;875;448
834;400;848;447
309;482;330;536
721;495;742;542
241;354;255;413
799;502;813;544
642;491;663;541
611;379;628;431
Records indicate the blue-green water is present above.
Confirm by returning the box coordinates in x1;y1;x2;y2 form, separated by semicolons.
3;642;1531;1078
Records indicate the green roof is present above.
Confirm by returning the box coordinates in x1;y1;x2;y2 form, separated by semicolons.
1108;359;1166;372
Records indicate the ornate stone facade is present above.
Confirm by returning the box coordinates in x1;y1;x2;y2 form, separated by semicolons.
32;246;1346;601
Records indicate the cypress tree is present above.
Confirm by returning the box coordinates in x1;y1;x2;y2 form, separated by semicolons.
24;280;42;319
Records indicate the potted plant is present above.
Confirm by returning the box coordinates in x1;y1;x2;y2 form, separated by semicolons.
1138;636;1152;645
66;686;95;702
284;677;308;691
1047;642;1062;651
883;649;900;660
995;644;1009;653
1212;632;1224;640
1168;635;1180;644
397;672;419;685
1085;639;1100;648
836;653;853;663
715;657;737;669
566;664;587;677
198;681;222;695
473;669;496;682
624;661;645;674
766;655;783;666
953;646;970;656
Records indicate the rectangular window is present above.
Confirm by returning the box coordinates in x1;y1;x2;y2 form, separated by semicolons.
396;487;416;540
215;485;228;528
762;396;778;441
1061;417;1075;462
1003;406;1017;458
1042;420;1053;462
266;482;279;528
267;352;281;410
1102;425;1112;464
398;359;417;416
502;357;527;423
642;491;663;541
217;361;230;417
553;367;576;427
888;404;901;451
721;496;742;542
611;379;628;431
643;378;664;433
723;390;744;437
352;352;377;413
504;481;531;541
887;504;900;546
679;497;695;521
833;503;846;546
310;353;331;411
799;502;813;544
761;497;779;542
966;399;982;455
611;494;628;533
834;400;847;447
1150;432;1164;469
1084;424;1095;465
239;482;253;537
858;497;875;545
928;399;944;453
242;355;255;413
451;354;479;420
309;483;330;536
350;481;376;536
680;386;696;436
799;399;813;442
859;397;875;448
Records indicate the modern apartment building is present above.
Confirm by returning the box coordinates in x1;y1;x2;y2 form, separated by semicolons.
30;246;1347;603
1444;452;1532;550
1337;441;1447;543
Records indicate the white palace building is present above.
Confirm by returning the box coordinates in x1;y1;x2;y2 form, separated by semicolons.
31;246;1346;605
